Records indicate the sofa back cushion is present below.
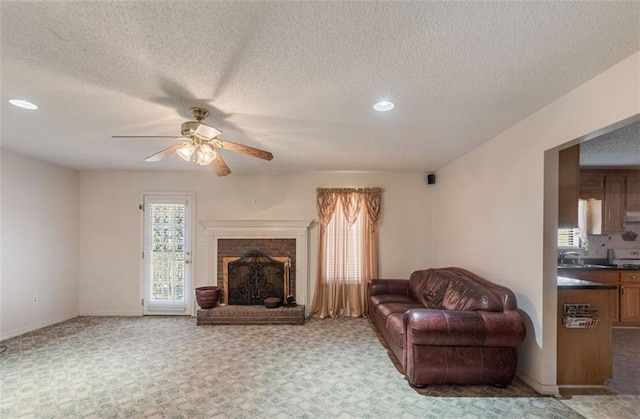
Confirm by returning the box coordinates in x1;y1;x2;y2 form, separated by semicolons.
409;268;503;312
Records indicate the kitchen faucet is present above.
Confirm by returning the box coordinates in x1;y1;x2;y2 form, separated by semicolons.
559;250;583;265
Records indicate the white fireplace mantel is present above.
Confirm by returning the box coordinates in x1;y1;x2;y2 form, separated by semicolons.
199;219;314;315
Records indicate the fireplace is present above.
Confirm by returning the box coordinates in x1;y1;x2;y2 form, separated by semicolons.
223;250;291;305
217;238;296;303
199;219;313;315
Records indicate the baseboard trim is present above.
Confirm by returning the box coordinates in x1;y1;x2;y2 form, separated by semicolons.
78;311;142;317
0;312;78;341
516;372;559;396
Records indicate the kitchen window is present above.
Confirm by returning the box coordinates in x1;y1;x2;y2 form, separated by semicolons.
558;200;589;249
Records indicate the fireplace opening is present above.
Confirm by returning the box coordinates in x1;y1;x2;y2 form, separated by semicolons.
223;250;290;305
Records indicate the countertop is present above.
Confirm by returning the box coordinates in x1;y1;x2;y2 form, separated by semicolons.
558;265;640;271
557;276;618;289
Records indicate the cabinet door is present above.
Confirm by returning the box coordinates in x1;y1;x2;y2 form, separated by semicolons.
620;284;640;323
579;173;604;200
603;176;625;233
558;145;580;228
627;175;640;211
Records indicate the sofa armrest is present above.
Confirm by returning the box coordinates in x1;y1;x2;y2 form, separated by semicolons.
404;308;525;347
368;279;410;297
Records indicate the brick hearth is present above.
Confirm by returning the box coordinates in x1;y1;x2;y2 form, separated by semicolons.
197;305;305;325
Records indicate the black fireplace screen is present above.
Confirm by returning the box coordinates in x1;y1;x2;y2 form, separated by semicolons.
225;250;289;305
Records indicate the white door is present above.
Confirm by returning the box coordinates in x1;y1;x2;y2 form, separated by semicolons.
142;195;194;315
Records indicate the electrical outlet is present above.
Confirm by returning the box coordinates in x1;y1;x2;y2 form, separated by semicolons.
32;295;39;304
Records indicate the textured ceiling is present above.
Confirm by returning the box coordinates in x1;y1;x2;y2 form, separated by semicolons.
581;120;640;167
1;1;639;174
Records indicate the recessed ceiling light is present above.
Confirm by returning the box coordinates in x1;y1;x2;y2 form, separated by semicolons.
373;101;395;112
8;99;38;110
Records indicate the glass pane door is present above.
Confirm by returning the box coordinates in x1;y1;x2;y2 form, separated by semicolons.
143;195;193;314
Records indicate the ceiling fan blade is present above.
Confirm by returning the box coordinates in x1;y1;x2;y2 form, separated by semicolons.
216;139;274;161
194;123;222;140
211;153;231;176
144;144;183;162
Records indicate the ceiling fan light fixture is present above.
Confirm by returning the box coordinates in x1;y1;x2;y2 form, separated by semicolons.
373;100;395;112
196;143;217;165
114;106;273;176
177;143;195;162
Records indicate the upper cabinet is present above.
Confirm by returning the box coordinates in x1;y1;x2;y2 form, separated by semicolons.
580;168;640;233
558;145;580;228
579;173;604;200
627;175;640;211
603;176;626;233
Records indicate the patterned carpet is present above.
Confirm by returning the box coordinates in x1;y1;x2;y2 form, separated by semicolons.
0;316;583;418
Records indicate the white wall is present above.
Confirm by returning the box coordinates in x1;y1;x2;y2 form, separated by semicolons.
78;170;434;316
0;150;80;340
433;52;640;394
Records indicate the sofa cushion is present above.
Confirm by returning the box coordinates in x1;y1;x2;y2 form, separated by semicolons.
370;294;418;307
442;275;502;312
386;313;406;347
409;269;503;312
409;270;448;308
376;302;423;318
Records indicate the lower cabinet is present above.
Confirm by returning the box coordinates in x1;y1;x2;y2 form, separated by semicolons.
558;269;619;321
620;285;640;323
620;272;640;323
557;286;616;385
558;268;640;325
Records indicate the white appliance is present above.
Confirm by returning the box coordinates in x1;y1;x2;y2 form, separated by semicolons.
608;249;640;269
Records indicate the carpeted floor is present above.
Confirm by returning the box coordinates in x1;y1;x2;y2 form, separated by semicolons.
1;316;584;418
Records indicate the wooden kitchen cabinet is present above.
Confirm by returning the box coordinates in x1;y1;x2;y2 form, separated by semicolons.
620;272;640;324
627;175;640;211
620;285;640;323
558;269;619;321
557;284;616;385
602;176;626;233
558;145;580;228
558;268;640;325
579;169;640;233
579;173;604;200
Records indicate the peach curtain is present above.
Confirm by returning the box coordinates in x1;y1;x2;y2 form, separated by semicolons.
310;188;382;319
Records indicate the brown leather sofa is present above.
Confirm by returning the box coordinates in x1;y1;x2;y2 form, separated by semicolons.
368;267;526;387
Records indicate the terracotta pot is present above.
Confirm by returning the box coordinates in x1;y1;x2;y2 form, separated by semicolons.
195;286;221;309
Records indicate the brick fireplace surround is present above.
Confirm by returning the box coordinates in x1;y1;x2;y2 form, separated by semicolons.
199;220;313;316
219;239;296;303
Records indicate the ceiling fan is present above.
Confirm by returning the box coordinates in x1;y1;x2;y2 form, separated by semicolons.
113;107;273;176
